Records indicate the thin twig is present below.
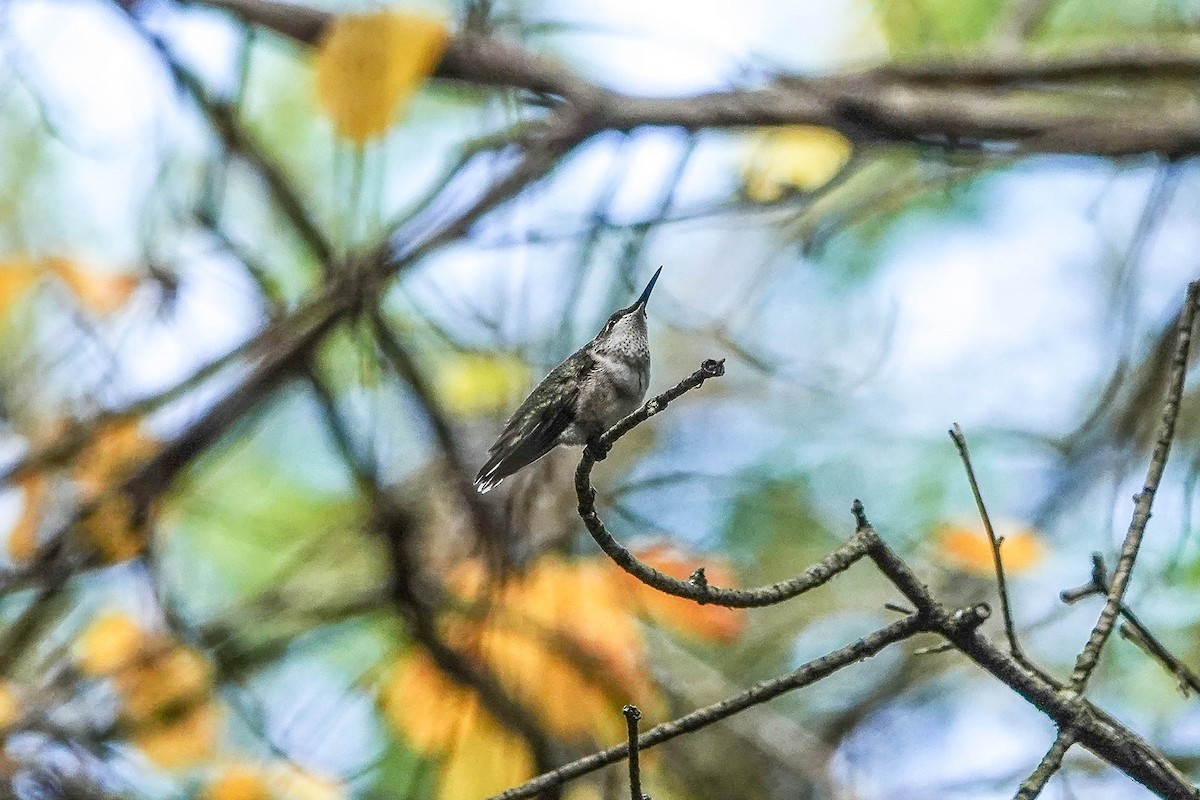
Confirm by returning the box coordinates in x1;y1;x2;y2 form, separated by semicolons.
1069;280;1200;693
1061;553;1200;696
488;613;929;800
576;360;876;608
369;312;507;561
623;705;646;800
949;423;1039;675
1014;730;1077;800
1119;619;1200;697
852;500;1196;799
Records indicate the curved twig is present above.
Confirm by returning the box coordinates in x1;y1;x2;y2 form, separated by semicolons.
575;359;875;609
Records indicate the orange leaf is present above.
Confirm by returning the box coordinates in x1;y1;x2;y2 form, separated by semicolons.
132;700;220;769
202;765;273;800
314;11;449;143
46;257;139;315
934;521;1044;576
382;651;475;753
381;653;535;799
80;492;149;563
116;642;213;724
619;545;747;643
473;559;655;740
0;682;21;731
74;418;158;498
7;474;47;564
0;261;45;316
71;418;157;562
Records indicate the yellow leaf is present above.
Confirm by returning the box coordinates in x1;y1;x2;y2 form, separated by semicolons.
934;520;1044;576
80;492;148;563
742;125;853;202
72;419;157;562
202;765;274;800
132;700;220;769
46;257;139;315
7;474;47;564
382;651;475;753
203;762;345;800
76;612;144;676
74;418;158;498
314;11;449;143
117;642;213;724
386;553;676;792
435;353;530;417
0;682;21;731
619;545;747;643
381;653;535;799
437;696;534;800
0;261;45;316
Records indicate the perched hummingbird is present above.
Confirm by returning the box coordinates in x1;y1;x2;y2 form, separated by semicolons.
474;267;662;494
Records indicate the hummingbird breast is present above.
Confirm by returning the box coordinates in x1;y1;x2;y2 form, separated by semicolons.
562;350;650;445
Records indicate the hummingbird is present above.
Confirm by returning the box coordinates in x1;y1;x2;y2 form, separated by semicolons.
474;267;662;494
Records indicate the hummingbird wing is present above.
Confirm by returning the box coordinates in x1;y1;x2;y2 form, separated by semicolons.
473;352;591;493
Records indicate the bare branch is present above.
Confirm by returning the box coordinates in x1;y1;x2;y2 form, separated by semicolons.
1069;280;1200;693
576;361;1198;798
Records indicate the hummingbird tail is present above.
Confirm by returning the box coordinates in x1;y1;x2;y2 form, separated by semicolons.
473;468;504;494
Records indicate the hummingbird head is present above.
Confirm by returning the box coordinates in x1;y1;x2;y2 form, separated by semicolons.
591;267;661;358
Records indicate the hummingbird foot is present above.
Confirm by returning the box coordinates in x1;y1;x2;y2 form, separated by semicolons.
585;437;611;462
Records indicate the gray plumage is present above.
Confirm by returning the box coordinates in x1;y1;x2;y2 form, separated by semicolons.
474;268;661;493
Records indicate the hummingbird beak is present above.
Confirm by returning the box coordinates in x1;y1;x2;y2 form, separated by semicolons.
632;267;662;313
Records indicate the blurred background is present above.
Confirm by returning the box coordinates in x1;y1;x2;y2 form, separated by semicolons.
2;0;1200;797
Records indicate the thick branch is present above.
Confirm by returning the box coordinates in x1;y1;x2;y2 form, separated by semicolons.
854;503;1198;799
185;0;1200;157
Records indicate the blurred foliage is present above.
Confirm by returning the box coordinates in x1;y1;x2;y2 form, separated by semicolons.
0;0;1200;799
